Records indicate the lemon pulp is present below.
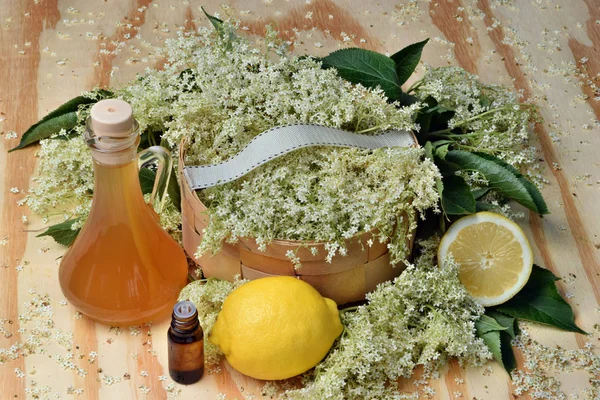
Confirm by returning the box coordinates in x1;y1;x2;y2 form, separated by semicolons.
438;212;533;306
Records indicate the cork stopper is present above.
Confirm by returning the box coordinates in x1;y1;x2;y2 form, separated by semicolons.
87;99;138;165
91;99;133;140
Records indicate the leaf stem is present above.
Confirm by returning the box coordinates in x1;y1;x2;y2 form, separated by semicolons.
453;144;483;152
453;104;535;128
444;131;488;139
426;129;452;137
406;79;423;94
355;125;384;134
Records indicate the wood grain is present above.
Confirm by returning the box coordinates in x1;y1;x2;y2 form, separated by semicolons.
1;0;600;399
241;0;385;52
430;0;481;74
0;0;60;398
478;0;600;312
568;0;600;122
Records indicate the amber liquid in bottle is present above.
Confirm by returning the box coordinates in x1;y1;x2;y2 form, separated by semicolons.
59;99;188;326
168;301;204;384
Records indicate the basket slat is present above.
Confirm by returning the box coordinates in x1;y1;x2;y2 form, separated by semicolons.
182;216;242;280
240;264;280;280
366;232;389;262
239;248;297;276
299;265;367;305
365;253;403;294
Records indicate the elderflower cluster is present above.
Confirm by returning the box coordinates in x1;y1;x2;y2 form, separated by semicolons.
286;257;490;399
116;26;439;263
26;129;93;229
414;66;543;186
285;257;491;400
198;146;439;264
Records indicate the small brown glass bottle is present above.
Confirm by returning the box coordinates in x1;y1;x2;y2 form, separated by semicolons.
168;301;204;384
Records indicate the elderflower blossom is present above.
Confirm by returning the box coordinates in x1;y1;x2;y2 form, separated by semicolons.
285;255;491;400
26;130;93;223
414;66;543;186
117;25;439;263
511;329;600;399
198;146;439;264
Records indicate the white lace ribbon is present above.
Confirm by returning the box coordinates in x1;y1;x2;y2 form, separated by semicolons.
183;124;416;190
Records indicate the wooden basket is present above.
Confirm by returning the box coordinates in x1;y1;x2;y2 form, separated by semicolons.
178;141;416;305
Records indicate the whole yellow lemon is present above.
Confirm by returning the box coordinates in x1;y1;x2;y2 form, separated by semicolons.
209;276;343;380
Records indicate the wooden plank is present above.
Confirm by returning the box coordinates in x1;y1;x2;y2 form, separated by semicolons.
0;0;599;398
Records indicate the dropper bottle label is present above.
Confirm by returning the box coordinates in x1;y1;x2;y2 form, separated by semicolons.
168;300;204;384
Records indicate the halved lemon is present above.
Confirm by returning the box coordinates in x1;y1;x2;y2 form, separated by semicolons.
438;211;533;306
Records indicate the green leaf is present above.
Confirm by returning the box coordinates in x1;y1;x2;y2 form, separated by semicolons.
201;7;236;44
474;295;520;375
10;112;79;152
495;265;587;334
441;175;476;215
414;96;456;142
416;97;438;136
397;92;419;106
139;167;182;212
471;187;491;200
433;155;462;178
435;143;449;160
475;201;496;212
139;167;156;195
478;327;517;375
201;6;224;30
10;90;112;152
424;142;445;204
321;48;402;100
432;139;453;147
390;39;429;86
480;330;503;367
475;315;509;335
416;110;433;137
487;311;517;339
424;141;434;160
499;331;517;374
474;152;549;214
445;150;540;213
167;170;182;211
37;219;80;247
436;178;444;201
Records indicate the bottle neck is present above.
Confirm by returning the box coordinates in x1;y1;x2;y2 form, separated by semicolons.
89;137;139;166
90;156;145;213
85;116;140;166
170;311;201;336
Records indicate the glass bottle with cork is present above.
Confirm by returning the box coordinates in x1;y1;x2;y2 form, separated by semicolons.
58;99;188;325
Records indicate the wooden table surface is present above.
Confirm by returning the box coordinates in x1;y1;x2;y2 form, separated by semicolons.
1;0;599;399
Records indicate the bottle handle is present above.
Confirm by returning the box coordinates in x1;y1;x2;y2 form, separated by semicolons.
138;146;173;215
